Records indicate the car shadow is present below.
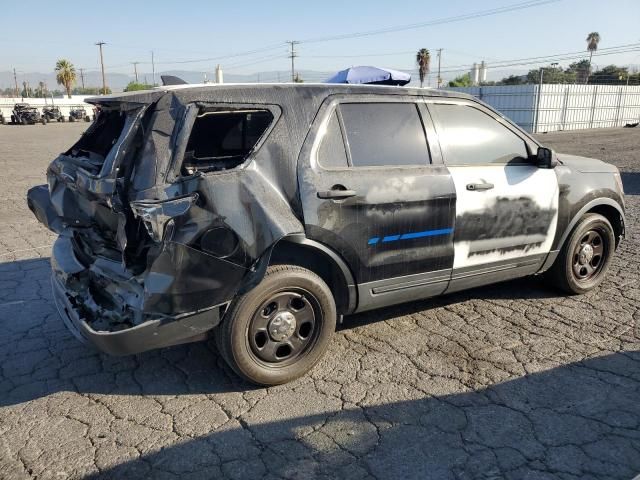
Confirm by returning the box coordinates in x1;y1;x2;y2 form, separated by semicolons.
0;258;564;408
339;276;559;332
84;351;640;479
2;258;639;478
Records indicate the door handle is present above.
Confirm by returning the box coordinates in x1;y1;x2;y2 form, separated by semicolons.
466;182;494;191
317;188;357;199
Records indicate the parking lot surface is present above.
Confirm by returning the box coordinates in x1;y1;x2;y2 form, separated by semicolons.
0;123;638;480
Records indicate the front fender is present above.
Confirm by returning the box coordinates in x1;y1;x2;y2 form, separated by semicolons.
556;197;625;250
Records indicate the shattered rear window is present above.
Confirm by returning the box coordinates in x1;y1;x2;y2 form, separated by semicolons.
182;109;273;174
66;110;126;162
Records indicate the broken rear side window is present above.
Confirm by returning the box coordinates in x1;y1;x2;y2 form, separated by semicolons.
182;109;273;174
67;110;127;163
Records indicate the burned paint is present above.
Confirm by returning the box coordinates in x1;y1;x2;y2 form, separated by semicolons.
455;197;556;242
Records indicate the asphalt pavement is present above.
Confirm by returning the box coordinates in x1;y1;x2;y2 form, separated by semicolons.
0;122;638;479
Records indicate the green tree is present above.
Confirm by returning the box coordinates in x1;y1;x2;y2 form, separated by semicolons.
566;60;590;84
526;66;569;84
123;81;154;92
498;75;527;85
293;73;304;83
448;73;472;87
416;48;431;88
20;81;33;98
586;32;600;83
55;59;76;98
589;65;631;85
73;86;112;95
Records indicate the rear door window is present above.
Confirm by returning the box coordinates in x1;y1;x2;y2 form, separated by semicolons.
182;109;274;174
339;103;430;167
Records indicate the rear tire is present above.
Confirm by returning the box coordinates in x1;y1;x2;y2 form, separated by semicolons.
548;213;615;294
215;265;336;386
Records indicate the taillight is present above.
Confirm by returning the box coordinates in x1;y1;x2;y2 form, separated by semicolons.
130;193;198;242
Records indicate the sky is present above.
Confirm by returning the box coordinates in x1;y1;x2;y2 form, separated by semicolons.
1;0;639;84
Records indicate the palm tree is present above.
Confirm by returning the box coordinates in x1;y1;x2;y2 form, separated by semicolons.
416;48;431;88
585;32;600;83
55;59;76;98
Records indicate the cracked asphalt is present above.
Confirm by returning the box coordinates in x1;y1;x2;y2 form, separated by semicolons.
0;123;639;480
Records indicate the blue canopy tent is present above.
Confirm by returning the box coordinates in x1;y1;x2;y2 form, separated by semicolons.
325;66;411;86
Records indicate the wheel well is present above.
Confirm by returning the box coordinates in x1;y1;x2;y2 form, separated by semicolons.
268;240;352;315
586;204;624;247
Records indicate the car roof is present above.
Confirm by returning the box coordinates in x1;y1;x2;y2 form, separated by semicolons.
86;82;476;106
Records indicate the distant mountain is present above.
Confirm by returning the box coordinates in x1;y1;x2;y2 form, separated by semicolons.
0;69;335;93
0;67;529;93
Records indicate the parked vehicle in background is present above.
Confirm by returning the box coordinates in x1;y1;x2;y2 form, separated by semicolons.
27;84;625;386
42;106;65;123
11;103;45;125
69;107;91;122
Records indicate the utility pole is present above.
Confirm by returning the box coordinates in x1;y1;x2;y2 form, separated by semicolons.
96;41;107;94
13;68;19;97
436;48;443;88
287;41;299;82
79;68;85;89
132;62;139;83
151;50;156;86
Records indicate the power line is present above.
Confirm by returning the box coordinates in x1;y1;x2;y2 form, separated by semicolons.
390;43;640;75
81;0;558;71
435;42;640;71
299;0;561;44
148;43;287;66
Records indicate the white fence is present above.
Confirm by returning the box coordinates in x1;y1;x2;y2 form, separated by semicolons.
0;96;95;121
448;84;640;133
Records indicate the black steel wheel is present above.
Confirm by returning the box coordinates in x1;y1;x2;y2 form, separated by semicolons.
548;213;615;294
215;265;336;386
248;290;321;366
571;229;606;281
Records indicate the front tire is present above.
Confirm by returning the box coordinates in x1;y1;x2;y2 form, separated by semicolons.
548;213;615;294
215;265;336;386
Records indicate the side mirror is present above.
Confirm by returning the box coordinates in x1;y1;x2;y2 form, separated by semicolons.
536;147;557;169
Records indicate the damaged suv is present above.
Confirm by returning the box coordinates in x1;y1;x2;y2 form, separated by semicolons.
27;84;625;385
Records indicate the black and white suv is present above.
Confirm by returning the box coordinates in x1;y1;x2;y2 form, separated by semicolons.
27;84;625;385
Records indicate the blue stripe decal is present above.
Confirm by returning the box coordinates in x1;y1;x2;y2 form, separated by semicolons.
382;235;401;243
368;227;453;246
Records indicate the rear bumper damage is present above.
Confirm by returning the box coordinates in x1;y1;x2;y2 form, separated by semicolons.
50;235;224;355
28;185;249;356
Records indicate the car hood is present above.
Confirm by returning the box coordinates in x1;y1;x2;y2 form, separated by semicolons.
557;153;618;173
